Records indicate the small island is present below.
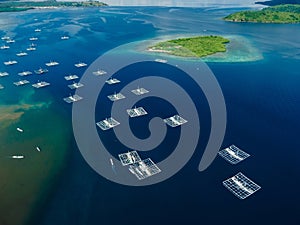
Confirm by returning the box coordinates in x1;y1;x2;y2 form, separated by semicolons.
0;0;107;13
224;4;300;23
148;36;230;58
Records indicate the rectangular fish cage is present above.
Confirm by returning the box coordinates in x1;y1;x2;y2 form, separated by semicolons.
223;172;261;200
93;69;107;76
107;93;126;102
13;80;30;86
32;81;50;88
129;158;161;180
63;94;83;103
218;145;250;165
164;115;187;127
68;82;84;89
105;78;120;85
96;117;120;130
118;151;142;166
131;87;149;96
127;107;148;118
64;75;79;81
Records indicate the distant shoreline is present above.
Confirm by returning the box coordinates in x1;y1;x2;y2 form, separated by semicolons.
0;1;107;13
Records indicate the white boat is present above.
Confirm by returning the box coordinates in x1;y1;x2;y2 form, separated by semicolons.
45;61;59;67
0;45;10;50
16;52;28;57
64;75;79;81
74;62;87;68
92;69;107;76
29;37;38;41
17;127;24;132
0;72;9;77
63;94;83;103
34;28;41;32
13;80;30;86
34;68;48;74
32;81;50;88
18;71;32;76
4;60;17;66
6;39;15;44
61;36;69;40
155;58;168;63
11;155;24;159
36;147;41;152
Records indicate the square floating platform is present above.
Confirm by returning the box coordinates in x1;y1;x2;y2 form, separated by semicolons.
68;82;84;89
218;145;250;165
164;115;187;127
74;62;87;68
63;94;83;103
93;69;107;76
0;72;9;77
129;158;161;180
131;87;149;96
106;78;120;85
64;75;79;81
107;93;125;102
127;107;148;118
223;172;261;200
118;151;142;166
13;80;30;86
18;71;32;76
32;81;50;88
96;117;120;131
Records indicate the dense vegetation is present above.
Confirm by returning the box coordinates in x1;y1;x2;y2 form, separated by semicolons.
148;36;230;58
224;4;300;23
0;1;107;13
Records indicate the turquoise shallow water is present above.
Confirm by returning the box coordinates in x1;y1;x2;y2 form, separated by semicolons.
0;6;299;225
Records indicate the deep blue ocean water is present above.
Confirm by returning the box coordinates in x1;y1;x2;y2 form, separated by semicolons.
0;6;300;225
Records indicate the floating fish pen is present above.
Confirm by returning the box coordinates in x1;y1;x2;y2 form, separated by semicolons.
74;62;87;68
223;172;261;200
18;71;32;76
34;68;48;75
131;87;149;96
16;52;28;57
4;60;17;66
32;81;50;88
63;94;83;103
0;84;4;89
127;107;148;118
61;36;70;40
218;145;250;165
68;82;84;89
64;75;79;81
118;151;142;166
93;69;107;76
107;92;126;102
96;117;120;131
6;39;15;44
129;158;161;180
164;115;187;127
34;29;41;32
0;72;9;77
0;45;10;50
105;78;120;85
26;46;36;51
13;80;30;86
45;61;59;67
29;37;38;41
